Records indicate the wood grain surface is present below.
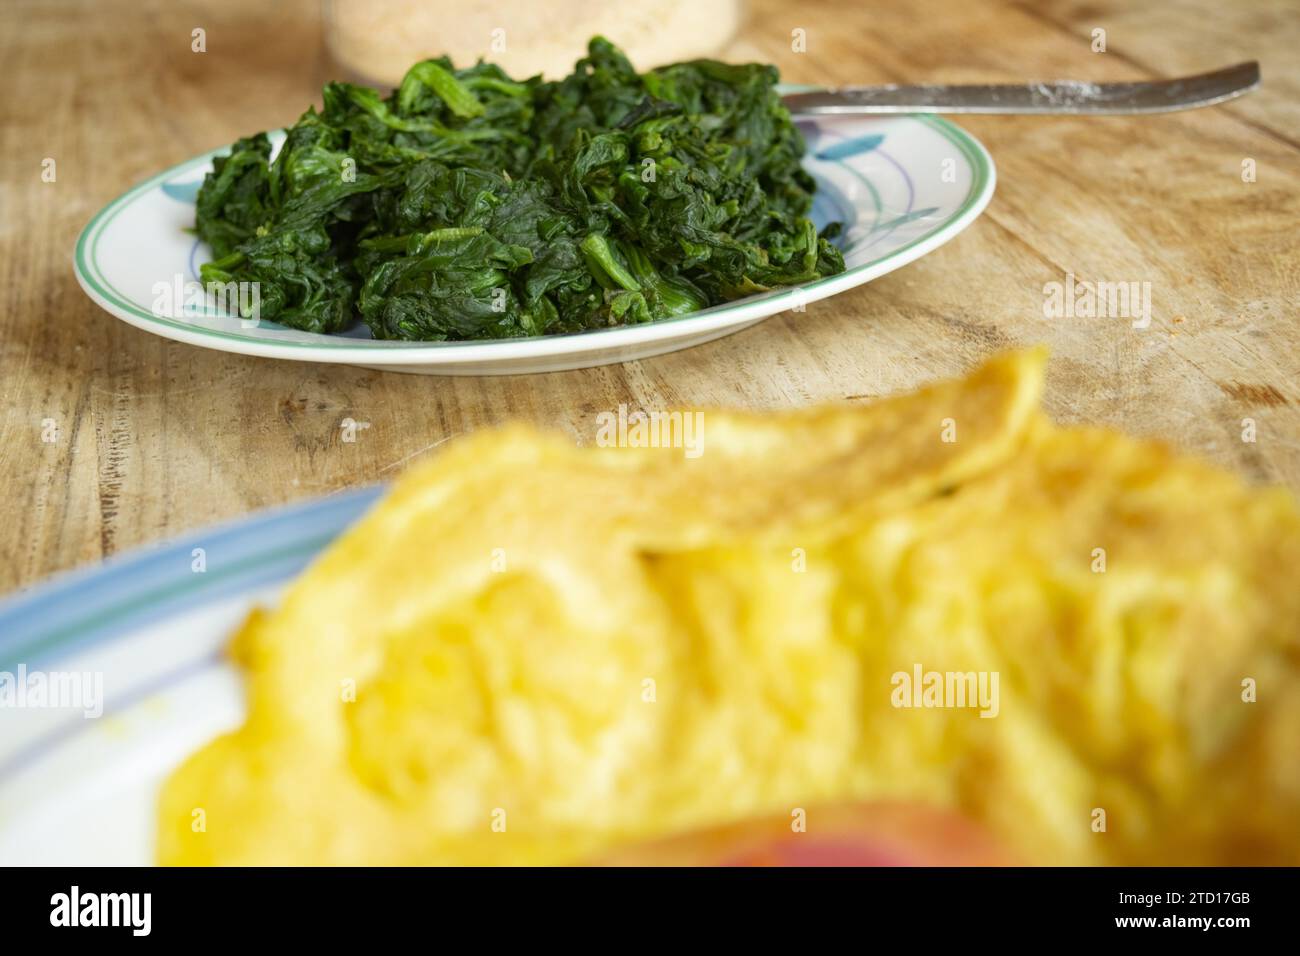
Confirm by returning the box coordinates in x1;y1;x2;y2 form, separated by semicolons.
1;0;1297;595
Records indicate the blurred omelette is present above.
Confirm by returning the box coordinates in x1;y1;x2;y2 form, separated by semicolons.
159;350;1300;865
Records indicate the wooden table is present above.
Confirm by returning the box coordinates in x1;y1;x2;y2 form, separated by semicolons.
2;0;1297;594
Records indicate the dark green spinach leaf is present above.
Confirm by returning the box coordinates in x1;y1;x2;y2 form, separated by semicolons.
196;37;844;340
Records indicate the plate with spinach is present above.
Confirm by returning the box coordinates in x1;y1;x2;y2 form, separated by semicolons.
74;38;994;374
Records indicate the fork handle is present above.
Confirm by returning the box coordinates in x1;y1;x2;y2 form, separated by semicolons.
781;62;1260;115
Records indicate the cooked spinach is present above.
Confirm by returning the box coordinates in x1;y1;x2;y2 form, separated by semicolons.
195;37;844;340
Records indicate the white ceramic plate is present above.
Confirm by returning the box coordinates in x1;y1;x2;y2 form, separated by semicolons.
73;113;994;375
0;487;383;866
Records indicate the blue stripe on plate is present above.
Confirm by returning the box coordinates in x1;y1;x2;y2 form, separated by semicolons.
814;133;885;161
0;486;385;670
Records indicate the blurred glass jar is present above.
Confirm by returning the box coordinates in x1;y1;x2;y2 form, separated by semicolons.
324;0;744;86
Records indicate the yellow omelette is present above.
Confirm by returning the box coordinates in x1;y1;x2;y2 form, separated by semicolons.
159;350;1300;865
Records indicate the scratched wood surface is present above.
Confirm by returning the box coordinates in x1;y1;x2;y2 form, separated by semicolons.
1;0;1297;595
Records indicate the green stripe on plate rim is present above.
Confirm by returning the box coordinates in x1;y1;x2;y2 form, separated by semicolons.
74;115;991;350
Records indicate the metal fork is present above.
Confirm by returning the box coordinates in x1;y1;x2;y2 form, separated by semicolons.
782;62;1260;115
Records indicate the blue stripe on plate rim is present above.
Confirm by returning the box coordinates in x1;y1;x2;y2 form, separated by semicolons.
0;486;385;672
